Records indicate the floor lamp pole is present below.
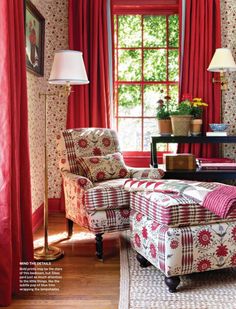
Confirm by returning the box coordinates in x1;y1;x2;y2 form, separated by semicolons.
34;93;64;261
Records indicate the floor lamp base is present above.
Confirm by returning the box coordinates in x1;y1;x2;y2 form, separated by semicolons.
34;246;64;261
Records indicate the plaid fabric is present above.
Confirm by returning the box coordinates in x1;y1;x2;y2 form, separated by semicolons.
181;227;193;274
126;179;236;220
85;178;130;212
60;130;81;174
130;210;236;277
130;191;236;227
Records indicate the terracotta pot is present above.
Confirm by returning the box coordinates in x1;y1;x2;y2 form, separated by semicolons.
156;119;172;136
170;115;193;136
190;118;202;136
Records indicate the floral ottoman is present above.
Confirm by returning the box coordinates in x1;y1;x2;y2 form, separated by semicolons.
125;179;236;292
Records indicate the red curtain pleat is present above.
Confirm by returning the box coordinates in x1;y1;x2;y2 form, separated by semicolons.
178;0;221;157
68;0;111;129
0;0;33;306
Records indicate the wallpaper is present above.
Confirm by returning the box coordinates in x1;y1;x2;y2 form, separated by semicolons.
27;0;236;214
221;0;236;160
27;0;68;213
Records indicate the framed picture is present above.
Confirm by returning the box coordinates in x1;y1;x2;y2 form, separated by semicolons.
25;0;45;76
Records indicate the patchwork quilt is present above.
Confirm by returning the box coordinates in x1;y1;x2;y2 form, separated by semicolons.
124;179;236;219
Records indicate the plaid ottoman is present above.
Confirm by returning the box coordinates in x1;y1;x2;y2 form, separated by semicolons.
128;183;236;292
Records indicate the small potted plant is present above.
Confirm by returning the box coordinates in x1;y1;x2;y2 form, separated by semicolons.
156;95;172;136
190;98;208;136
170;94;193;136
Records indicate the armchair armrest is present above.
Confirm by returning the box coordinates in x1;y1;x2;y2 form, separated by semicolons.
61;171;94;190
127;167;165;180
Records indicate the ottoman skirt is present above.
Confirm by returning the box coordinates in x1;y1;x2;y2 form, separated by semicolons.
130;209;236;278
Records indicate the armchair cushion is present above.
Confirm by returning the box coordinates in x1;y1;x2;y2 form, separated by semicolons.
77;152;129;182
86;178;130;212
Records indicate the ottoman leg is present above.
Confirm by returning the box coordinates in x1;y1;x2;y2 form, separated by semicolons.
164;276;180;293
136;253;151;268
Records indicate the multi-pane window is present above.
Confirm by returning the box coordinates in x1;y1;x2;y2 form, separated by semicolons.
113;14;179;151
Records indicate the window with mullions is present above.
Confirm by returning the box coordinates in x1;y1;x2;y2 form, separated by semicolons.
113;14;179;152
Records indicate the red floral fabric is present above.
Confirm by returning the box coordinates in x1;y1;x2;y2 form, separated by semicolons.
130;209;236;277
77;152;129;182
57;128;165;234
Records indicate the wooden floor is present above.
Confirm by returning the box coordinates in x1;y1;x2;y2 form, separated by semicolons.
9;213;120;309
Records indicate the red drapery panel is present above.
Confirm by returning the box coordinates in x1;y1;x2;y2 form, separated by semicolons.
0;0;33;306
178;0;221;157
68;0;111;128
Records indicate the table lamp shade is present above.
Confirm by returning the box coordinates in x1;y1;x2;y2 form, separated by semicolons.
49;50;89;85
207;48;236;72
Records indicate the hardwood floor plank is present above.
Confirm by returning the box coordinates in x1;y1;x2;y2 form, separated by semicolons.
9;213;120;309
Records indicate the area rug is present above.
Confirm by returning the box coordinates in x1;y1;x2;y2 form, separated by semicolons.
119;232;236;309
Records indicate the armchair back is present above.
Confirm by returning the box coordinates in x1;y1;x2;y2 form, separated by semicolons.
57;128;121;175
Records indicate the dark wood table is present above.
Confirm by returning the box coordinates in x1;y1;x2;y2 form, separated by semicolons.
150;135;236;180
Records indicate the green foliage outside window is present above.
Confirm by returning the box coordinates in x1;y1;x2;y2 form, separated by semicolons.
118;85;141;116
143;16;166;47
114;13;179;151
144;49;167;81
168;50;179;81
118;49;141;81
118;15;141;47
168;15;179;47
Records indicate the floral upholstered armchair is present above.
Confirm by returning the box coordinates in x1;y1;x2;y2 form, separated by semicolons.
57;128;164;260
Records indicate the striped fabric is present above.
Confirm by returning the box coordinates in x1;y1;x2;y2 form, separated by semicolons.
181;227;193;274
130;191;236;227
203;185;236;218
85;184;130;212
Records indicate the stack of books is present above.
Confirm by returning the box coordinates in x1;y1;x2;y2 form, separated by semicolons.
200;162;236;170
206;131;228;136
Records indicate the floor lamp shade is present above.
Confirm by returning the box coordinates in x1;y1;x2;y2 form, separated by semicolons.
48;50;89;85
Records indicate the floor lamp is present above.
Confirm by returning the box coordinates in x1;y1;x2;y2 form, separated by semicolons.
34;50;89;261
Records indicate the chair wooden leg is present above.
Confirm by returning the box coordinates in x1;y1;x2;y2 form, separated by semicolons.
164;276;180;293
67;219;74;238
136;253;151;268
95;233;104;261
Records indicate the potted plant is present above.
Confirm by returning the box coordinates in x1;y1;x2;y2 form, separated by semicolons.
170;95;193;136
156;95;172;136
190;98;208;136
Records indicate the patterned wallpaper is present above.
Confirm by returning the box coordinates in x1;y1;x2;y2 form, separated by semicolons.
27;0;68;213
221;0;236;159
27;0;236;214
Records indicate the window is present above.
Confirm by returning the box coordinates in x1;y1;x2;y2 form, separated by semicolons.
113;12;179;152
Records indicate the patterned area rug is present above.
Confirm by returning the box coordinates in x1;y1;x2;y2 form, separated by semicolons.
119;233;236;309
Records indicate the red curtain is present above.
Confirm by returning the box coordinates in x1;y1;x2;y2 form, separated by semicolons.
178;0;221;157
68;0;111;128
0;0;33;306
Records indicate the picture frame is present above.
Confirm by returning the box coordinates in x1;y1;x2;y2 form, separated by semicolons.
25;0;45;76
